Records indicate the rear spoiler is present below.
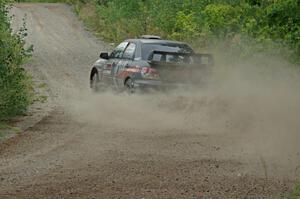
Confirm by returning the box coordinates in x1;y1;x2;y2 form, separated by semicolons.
194;53;214;66
148;50;214;66
148;50;191;59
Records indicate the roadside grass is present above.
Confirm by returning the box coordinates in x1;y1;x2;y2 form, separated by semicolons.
16;0;62;2
37;82;47;89
286;184;300;199
0;122;21;138
35;83;48;103
0;122;10;131
15;0;72;3
34;95;48;103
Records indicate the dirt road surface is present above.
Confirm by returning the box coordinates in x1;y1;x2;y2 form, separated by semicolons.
1;3;300;199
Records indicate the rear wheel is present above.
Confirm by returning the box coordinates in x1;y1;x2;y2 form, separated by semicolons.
125;78;135;94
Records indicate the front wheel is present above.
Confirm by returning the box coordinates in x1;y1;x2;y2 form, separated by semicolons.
91;73;100;92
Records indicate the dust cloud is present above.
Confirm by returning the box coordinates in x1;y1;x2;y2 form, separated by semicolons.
210;54;300;170
63;51;300;177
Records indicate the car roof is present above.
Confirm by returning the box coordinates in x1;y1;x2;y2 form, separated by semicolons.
125;38;188;45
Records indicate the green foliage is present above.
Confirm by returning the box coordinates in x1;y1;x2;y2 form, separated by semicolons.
0;0;34;121
15;0;300;63
202;4;241;39
171;11;199;41
285;184;300;199
264;0;300;56
67;0;299;63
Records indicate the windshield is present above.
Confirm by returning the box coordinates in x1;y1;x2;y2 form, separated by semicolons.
141;43;194;60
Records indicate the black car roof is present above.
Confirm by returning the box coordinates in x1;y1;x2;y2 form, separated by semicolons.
125;38;188;45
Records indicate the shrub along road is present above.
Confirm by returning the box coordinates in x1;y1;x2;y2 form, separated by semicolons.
0;3;298;198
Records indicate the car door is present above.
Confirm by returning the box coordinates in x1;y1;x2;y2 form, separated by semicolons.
113;42;137;88
102;42;128;85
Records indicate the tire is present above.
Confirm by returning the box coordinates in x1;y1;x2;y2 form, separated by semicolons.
91;73;99;92
125;78;135;94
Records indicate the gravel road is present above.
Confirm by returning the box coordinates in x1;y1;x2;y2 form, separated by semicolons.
1;3;299;199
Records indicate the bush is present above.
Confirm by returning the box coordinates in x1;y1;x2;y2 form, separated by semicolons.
67;0;299;63
0;0;33;121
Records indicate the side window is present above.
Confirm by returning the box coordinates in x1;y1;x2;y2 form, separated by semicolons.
122;43;136;60
110;42;128;58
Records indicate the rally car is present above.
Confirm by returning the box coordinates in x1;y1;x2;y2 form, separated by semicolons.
90;35;213;93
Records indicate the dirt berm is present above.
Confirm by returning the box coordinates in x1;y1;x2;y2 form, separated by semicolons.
0;3;299;199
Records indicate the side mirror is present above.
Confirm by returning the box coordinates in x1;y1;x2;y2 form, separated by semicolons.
100;52;109;60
